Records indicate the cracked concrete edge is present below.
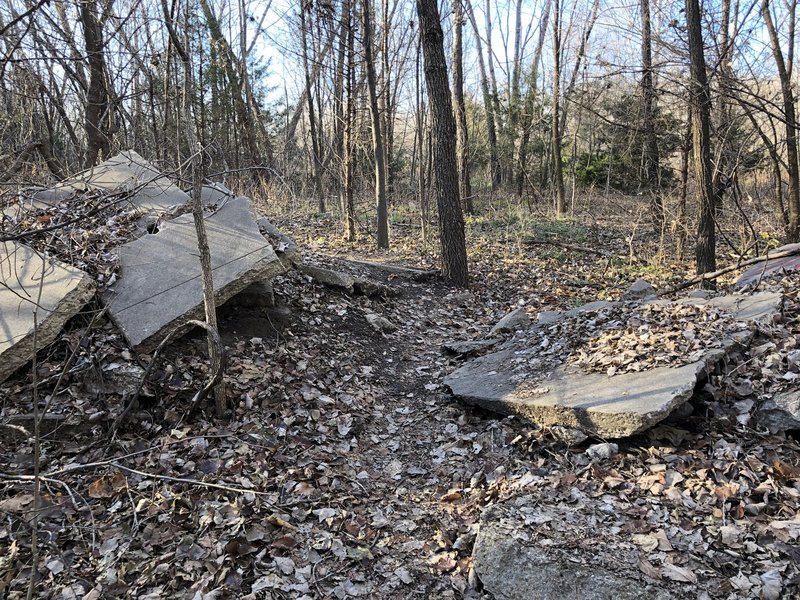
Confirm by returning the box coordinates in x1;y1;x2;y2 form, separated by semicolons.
0;271;95;383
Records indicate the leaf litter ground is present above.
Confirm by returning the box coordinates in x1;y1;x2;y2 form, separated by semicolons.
1;214;799;599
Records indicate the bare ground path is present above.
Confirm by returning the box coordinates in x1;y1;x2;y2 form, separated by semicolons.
2;242;800;599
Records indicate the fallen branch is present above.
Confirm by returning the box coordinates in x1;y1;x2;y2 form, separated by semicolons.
523;237;638;262
660;246;800;296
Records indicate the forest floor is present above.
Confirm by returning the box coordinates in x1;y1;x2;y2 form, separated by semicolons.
2;201;800;599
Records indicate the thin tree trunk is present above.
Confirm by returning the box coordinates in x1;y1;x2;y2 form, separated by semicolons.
640;0;662;232
452;0;472;214
464;0;500;189
363;0;389;249
301;6;324;211
81;0;112;167
161;0;226;417
762;0;800;241
686;0;717;281
417;0;468;286
551;0;565;215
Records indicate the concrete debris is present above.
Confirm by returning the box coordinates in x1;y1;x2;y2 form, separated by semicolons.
0;242;95;383
366;313;396;334
586;442;619;461
299;264;355;294
623;278;657;301
446;292;782;438
442;338;502;357
737;243;800;287
102;196;287;352
473;500;678;600
490;306;530;335
757;390;800;433
30;150;189;214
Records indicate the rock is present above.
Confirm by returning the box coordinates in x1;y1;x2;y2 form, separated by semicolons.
490;307;530;335
737;243;800;287
353;277;395;298
256;217;300;266
623;278;657;301
757;390;800;433
83;363;146;397
442;338;502;357
227;281;275;309
366;313;396;333
446;292;782;438
473;500;679;600
31;150;189;213
299;264;355;294
549;426;588;446
586;442;618;461
537;310;563;325
102;197;286;352
0;243;95;383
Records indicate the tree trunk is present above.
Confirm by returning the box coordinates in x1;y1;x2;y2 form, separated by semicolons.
452;0;472;215
686;0;717;281
551;0;565;215
81;0;112;167
762;0;800;241
417;0;468;286
363;0;389;249
300;6;324;211
640;0;662;232
464;0;500;188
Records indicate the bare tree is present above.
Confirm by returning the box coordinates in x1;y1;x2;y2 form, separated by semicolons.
417;0;468;286
363;0;390;249
686;0;717;280
452;0;472;214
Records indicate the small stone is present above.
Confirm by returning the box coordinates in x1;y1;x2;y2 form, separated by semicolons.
550;426;588;446
622;279;657;301
366;313;396;333
586;442;618;461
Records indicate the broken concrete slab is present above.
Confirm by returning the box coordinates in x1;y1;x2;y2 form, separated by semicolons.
201;183;236;206
443;338;502;357
228;281;276;309
490;307;530;335
473;500;678;600
446;291;782;438
446;347;723;437
102;197;287;353
757;390;800;433
737;243;800;287
299;264;355;294
0;242;95;383
31;150;189;213
257;217;301;267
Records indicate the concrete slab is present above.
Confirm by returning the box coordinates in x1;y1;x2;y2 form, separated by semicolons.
0;242;95;382
445;292;782;438
30;150;189;213
102;197;287;353
737;243;800;286
473;499;678;600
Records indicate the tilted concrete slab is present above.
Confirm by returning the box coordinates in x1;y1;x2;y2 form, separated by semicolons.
30;150;189;213
0;242;95;383
102;197;287;353
737;243;800;287
445;292;782;438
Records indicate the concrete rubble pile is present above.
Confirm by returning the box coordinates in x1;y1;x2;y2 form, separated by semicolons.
0;151;297;383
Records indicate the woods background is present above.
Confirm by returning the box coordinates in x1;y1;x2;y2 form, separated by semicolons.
1;0;798;277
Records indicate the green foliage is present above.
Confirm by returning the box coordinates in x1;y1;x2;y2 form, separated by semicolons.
529;219;588;243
